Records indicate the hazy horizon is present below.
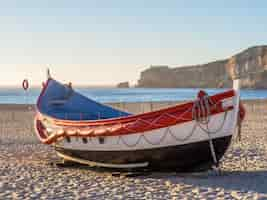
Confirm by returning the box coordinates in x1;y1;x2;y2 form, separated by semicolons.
1;0;267;87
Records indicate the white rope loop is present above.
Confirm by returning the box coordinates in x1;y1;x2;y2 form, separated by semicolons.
192;94;220;166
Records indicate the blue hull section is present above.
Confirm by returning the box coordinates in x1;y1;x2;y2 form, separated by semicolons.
38;79;131;121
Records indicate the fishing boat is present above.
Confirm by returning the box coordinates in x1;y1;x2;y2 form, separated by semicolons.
34;76;245;171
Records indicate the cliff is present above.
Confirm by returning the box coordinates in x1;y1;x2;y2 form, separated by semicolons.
137;46;267;88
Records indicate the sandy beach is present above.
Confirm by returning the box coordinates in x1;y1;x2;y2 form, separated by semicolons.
1;100;267;199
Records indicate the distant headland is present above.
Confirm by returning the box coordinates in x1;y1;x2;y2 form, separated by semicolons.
132;46;267;89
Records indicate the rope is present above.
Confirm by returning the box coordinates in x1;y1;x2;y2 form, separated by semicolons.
118;122;199;147
192;94;222;166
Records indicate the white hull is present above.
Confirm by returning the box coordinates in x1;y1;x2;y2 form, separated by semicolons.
56;109;236;152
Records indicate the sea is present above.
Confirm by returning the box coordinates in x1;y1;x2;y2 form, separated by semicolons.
0;87;266;104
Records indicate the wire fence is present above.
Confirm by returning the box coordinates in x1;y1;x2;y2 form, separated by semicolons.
0;107;39;145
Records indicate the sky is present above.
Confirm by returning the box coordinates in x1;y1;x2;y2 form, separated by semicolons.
0;0;267;86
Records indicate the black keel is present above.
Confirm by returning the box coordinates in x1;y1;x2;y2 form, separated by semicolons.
55;135;232;171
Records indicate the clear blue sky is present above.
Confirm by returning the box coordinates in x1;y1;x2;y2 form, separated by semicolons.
1;0;267;86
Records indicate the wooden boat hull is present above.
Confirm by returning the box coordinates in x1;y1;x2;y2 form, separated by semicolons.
34;78;244;171
55;135;232;171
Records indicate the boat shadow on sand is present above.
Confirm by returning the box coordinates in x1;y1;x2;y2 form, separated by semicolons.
51;160;267;194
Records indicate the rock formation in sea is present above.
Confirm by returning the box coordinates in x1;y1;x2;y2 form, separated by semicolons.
137;46;267;88
117;81;130;88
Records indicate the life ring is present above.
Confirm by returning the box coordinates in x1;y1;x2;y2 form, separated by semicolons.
22;79;29;91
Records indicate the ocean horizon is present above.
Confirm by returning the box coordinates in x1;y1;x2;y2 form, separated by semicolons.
0;87;266;104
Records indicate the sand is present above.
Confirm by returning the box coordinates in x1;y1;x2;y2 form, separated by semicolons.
0;100;267;199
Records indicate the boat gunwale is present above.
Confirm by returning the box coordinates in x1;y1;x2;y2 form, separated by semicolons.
36;78;236;127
